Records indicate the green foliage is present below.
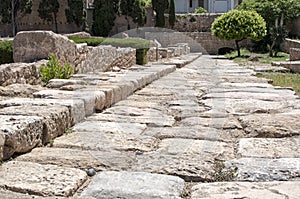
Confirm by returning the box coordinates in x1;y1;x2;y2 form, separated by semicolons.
38;0;60;33
237;0;300;56
65;0;85;27
152;0;169;27
212;10;267;56
169;0;176;28
0;41;13;64
136;48;149;65
68;36;106;46
92;0;116;36
119;0;146;29
194;7;208;13
189;16;196;23
0;0;32;35
39;54;74;83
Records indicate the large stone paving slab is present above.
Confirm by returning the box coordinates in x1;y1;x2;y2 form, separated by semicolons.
16;147;136;171
226;158;300;181
54;121;157;152
0;161;87;197
0;98;85;124
80;171;185;199
132;138;234;181
0;105;71;144
238;138;300;158
0;115;44;160
191;181;300;199
238;111;300;138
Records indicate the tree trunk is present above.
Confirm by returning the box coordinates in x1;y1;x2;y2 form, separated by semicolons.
11;0;15;36
235;40;241;57
54;13;58;33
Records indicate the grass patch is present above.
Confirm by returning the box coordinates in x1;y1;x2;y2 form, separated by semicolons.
69;36;151;65
257;72;300;95
0;40;13;64
225;48;289;64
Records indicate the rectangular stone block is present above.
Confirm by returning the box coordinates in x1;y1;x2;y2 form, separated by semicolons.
0;161;87;197
0;98;85;125
0;105;71;145
290;48;300;61
0;133;4;161
0;115;44;160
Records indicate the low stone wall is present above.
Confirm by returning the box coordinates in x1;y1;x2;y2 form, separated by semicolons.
0;60;46;86
145;32;252;54
281;39;300;54
13;31;137;74
147;43;190;62
77;46;136;73
165;14;222;32
290;48;300;61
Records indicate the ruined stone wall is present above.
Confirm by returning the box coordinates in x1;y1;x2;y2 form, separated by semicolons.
165;14;222;32
281;39;300;54
0;60;46;86
145;32;253;54
290;48;300;61
147;44;190;62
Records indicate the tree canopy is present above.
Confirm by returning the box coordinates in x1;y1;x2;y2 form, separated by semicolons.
65;0;85;28
152;0;169;27
212;10;267;57
38;0;60;33
0;0;32;36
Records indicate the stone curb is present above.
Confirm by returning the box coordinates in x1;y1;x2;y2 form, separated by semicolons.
0;53;201;161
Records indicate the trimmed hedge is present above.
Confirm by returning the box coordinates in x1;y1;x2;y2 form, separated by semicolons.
69;36;150;65
0;41;13;64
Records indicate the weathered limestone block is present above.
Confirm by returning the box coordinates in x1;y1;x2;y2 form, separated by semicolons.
0;161;87;197
14;31;77;65
0;133;4;160
191;181;300;199
238;138;300;158
290;48;300;61
0;105;71;145
0;60;46;86
133;138;234;181
47;79;86;89
0;115;44;160
81;171;185;199
16;147;136;172
226;158;300;181
0;98;85;125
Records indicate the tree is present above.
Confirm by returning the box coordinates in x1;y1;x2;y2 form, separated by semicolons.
0;0;32;36
65;0;85;28
92;0;116;36
169;0;176;28
119;0;146;30
237;0;300;56
38;0;60;33
152;0;169;27
211;10;267;57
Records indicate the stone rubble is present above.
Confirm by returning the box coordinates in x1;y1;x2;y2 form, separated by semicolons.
0;55;300;198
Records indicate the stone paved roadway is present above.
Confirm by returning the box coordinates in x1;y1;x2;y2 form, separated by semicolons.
1;55;300;198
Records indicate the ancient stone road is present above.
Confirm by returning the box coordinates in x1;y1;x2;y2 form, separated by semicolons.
1;55;300;198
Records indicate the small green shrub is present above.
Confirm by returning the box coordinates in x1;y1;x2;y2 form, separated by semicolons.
39;54;74;83
0;41;13;64
189;16;196;22
194;7;208;14
136;48;149;65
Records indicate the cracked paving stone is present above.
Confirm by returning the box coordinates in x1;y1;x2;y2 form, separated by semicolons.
238;111;300;138
132;138;234;181
80;171;185;199
16;147;136;171
238;138;300;158
226;158;300;181
0;161;87;197
54;121;158;152
191;181;300;199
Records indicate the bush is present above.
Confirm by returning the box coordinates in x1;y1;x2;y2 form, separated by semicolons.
0;41;13;64
39;54;74;83
212;10;267;57
194;7;208;13
69;36;151;65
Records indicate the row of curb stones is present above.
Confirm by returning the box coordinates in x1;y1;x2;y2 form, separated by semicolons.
0;53;201;197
